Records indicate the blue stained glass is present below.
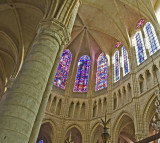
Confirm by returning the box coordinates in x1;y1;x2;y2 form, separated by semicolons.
96;53;108;91
122;46;129;76
113;51;120;83
73;55;91;92
135;31;146;65
144;22;159;55
53;49;72;90
38;140;44;143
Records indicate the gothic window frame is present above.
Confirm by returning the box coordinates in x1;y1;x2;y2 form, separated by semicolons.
121;46;130;76
112;51;120;83
134;31;147;65
53;49;72;90
96;52;108;91
73;55;91;92
143;22;160;56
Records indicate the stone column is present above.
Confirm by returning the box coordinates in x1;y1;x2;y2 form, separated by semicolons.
28;44;64;143
0;20;65;143
0;0;80;142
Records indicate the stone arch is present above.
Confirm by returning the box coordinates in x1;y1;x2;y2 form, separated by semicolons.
122;86;127;104
68;101;74;118
50;96;57;113
127;83;132;101
93;100;97;117
80;102;86;119
112;112;135;143
74;102;80;118
145;69;152;89
113;92;117;110
138;74;145;93
103;97;107;113
56;98;62;115
98;99;102;115
64;125;83;143
90;123;104;143
142;93;157;136
152;64;160;85
37;121;55;143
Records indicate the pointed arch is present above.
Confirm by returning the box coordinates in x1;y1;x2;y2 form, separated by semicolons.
53;49;72;89
143;22;160;56
134;31;147;65
64;126;83;143
96;52;108;91
121;46;130;76
113;112;135;143
112;51;120;83
73;55;91;92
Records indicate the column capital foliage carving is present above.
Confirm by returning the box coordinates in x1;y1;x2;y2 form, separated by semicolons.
37;18;71;45
38;0;81;45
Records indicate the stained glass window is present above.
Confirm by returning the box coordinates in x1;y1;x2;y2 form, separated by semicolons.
143;22;160;55
73;55;91;92
38;140;44;143
137;19;144;28
112;51;120;83
96;53;108;91
121;46;130;76
53;49;72;89
134;31;147;65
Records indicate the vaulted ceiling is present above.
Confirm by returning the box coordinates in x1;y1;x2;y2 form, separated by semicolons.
0;0;158;95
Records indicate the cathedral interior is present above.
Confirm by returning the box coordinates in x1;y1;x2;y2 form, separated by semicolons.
0;0;160;143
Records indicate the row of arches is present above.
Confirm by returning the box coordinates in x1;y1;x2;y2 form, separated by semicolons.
39;93;157;143
68;101;86;119
138;62;160;94
92;97;107;118
113;83;132;110
46;95;62;116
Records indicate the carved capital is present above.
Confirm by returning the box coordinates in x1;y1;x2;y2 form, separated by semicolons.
37;18;71;46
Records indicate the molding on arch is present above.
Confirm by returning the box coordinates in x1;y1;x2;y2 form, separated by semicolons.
112;111;135;143
63;123;84;142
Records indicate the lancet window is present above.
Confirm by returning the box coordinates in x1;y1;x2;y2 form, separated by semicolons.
73;55;91;92
53;49;72;89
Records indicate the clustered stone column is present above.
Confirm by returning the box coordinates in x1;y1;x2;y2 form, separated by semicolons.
0;0;80;143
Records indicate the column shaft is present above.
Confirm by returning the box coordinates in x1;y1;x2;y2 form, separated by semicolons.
28;45;64;143
0;22;64;143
